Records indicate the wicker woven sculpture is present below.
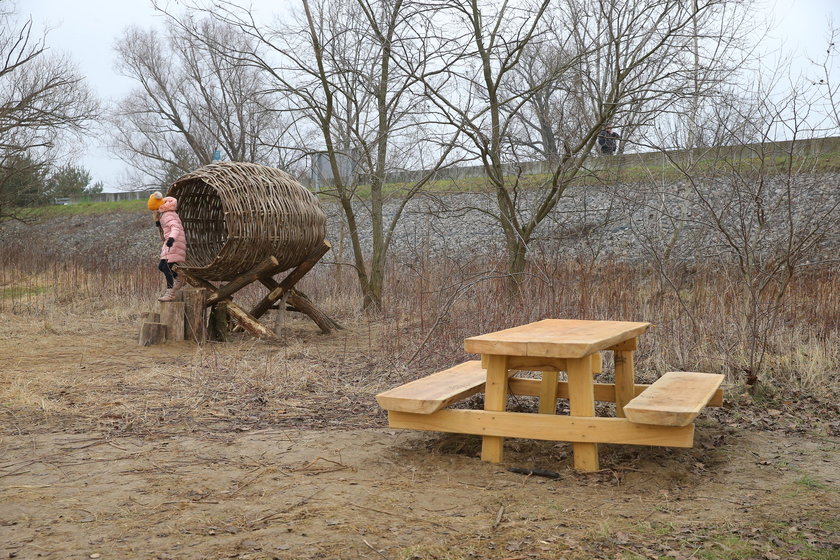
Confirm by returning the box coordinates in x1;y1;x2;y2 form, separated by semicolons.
151;161;339;340
168;161;327;281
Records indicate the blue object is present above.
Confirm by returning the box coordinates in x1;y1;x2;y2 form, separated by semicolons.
212;149;221;161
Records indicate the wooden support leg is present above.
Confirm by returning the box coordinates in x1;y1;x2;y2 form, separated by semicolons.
591;352;603;374
611;338;638;419
481;354;509;463
567;356;599;471
614;350;635;418
538;370;559;414
252;243;340;334
209;302;228;342
205;256;280;306
180;271;278;341
251;241;332;320
286;291;342;334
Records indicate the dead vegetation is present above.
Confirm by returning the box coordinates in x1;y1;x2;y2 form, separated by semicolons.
0;238;838;559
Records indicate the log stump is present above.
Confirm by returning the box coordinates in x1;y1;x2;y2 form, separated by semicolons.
159;301;185;342
180;287;207;344
139;322;167;346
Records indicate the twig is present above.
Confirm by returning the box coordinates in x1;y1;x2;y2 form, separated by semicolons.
249;488;322;525
492;504;505;530
153;500;221;509
692;495;749;505
346;502;458;532
228;467;276;496
361;537;391;560
292;456;350;475
0;468;31;479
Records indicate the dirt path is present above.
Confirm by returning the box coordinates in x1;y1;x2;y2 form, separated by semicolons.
1;312;838;559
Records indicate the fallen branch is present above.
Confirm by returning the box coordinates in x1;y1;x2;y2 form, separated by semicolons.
249;488;322;525
508;467;561;479
492;504;505;530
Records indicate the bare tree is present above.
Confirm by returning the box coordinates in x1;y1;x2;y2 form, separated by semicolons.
110;17;286;188
628;72;840;387
413;0;748;293
186;0;460;310
0;9;97;221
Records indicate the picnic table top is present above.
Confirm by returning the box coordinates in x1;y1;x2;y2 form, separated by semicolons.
464;319;651;359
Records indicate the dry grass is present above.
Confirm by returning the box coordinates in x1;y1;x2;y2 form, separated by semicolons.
1;249;838;411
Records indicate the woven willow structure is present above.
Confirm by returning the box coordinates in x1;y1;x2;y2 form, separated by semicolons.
168;162;326;281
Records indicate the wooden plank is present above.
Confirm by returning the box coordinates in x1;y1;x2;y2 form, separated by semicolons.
481;354;508;463
507;379;723;406
538;370;559;414
623;372;724;427
464;319;650;358
614;349;635;418
567;356;599;471
375;361;488;414
158;301;185;342
505;356;567;371
387;409;695;449
508;377;615;400
502;355;599;374
480;355;596;374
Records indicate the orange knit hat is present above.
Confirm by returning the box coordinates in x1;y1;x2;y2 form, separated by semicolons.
147;191;164;211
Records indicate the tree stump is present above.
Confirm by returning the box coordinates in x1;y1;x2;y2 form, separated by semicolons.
159;301;185;342
139;311;160;329
139;322;167;346
181;288;207;344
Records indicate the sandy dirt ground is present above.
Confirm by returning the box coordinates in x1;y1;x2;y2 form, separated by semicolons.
1;310;838;560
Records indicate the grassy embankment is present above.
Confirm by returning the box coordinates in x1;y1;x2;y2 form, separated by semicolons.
1;147;838;397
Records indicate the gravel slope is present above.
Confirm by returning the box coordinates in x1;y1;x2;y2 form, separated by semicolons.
3;174;837;267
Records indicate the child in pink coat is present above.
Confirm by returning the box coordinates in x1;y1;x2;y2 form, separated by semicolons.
148;193;188;302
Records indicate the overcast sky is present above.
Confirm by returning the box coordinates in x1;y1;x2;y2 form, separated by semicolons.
21;0;840;192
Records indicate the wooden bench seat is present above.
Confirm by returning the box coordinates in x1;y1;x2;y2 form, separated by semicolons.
623;371;724;427
376;361;488;414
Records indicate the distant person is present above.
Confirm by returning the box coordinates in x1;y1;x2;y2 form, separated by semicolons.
148;192;187;302
597;126;620;155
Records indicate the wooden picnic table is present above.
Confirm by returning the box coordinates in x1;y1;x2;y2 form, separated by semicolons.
463;319;649;471
377;318;724;472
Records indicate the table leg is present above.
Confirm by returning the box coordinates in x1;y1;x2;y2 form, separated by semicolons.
567;356;599;471
613;338;637;419
481;354;509;463
538;370;559;414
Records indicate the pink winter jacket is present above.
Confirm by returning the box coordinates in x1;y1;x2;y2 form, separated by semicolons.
159;209;187;263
